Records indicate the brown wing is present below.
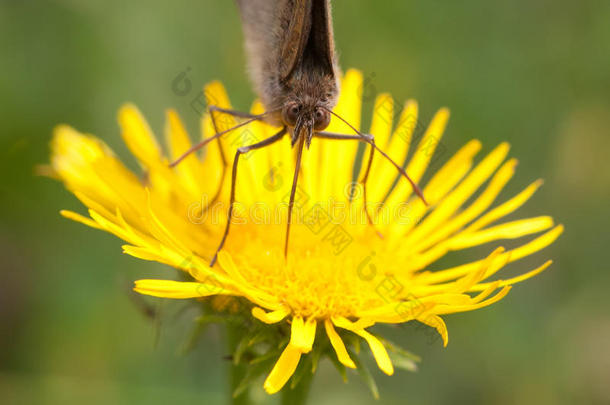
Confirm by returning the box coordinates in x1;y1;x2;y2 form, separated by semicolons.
308;0;336;76
278;0;312;81
279;0;336;82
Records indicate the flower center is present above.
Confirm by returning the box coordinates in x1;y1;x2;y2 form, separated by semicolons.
225;222;407;319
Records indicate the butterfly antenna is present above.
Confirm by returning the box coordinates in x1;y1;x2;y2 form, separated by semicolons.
322;107;428;206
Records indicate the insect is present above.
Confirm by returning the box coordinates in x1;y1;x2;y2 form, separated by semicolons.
171;0;426;266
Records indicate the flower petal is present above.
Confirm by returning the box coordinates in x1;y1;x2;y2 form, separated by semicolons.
118;104;163;168
251;307;290;324
384;107;450;207
369;99;418;202
412;158;518;253
463;179;544;233
263;344;302;394
403;142;510;247
421;225;563;284
133;279;230;298
321;69;363;201
333;317;394;375
448;216;555;250
369;94;395;147
122;245;165;262
417;314;449;346
165;109;203;197
387;139;481;240
60;209;102;230
434;286;512;315
325;319;356;368
470;260;553;292
406;108;450;183
289;316;316;353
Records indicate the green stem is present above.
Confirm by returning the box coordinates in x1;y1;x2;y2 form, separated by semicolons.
280;368;314;405
227;324;251;405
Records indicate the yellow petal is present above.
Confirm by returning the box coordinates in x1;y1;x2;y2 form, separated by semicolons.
422;225;563;284
417;314;448;346
217;251;248;284
359;329;394;375
198;113;226;202
369;100;418;202
355;300;435;322
325;319;356;368
133;279;229;298
369;93;395;148
434;286;512;315
166;109;194;161
403;142;510;247
251;307;290;324
263;344;302;394
406;108;450;183
122;245;165;262
355;93;395;205
469;281;501;303
204;81;235;132
60;210;102;230
470;260;553;292
303;318;317;351
412;158;518;253
240;100;277;203
118;104;163;168
384;107;450;207
333;317;394;375
386;139;481;241
493;224;563;266
409;247;505;295
448;216;555;249
320;69;363;201
165;109;202;197
463;179;544;233
289;316;316;353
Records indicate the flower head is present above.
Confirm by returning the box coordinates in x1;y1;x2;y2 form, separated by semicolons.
49;69;562;394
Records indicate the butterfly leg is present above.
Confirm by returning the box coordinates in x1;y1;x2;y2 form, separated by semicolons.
210;127;287;266
208;105;262;120
314;131;383;237
318;110;427;205
170;113;266;168
207;106;269;206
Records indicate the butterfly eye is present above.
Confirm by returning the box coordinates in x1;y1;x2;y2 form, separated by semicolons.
313;107;330;130
282;103;301;126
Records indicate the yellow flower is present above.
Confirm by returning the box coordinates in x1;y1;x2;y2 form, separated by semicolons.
49;69;562;395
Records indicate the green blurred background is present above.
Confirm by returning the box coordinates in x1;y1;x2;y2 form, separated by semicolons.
1;0;609;404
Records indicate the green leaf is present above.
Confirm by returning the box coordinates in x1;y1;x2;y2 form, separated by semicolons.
290;354;313;389
379;337;421;362
195;314;228;324
344;333;361;355
247;329;271;346
232;357;275;398
276;335;290;349
378;337;420;371
232;334;252;365
232;329;265;364
351;350;379;400
388;351;418;372
328;351;348;383
180;314;226;355
249;345;284;365
311;346;323;374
